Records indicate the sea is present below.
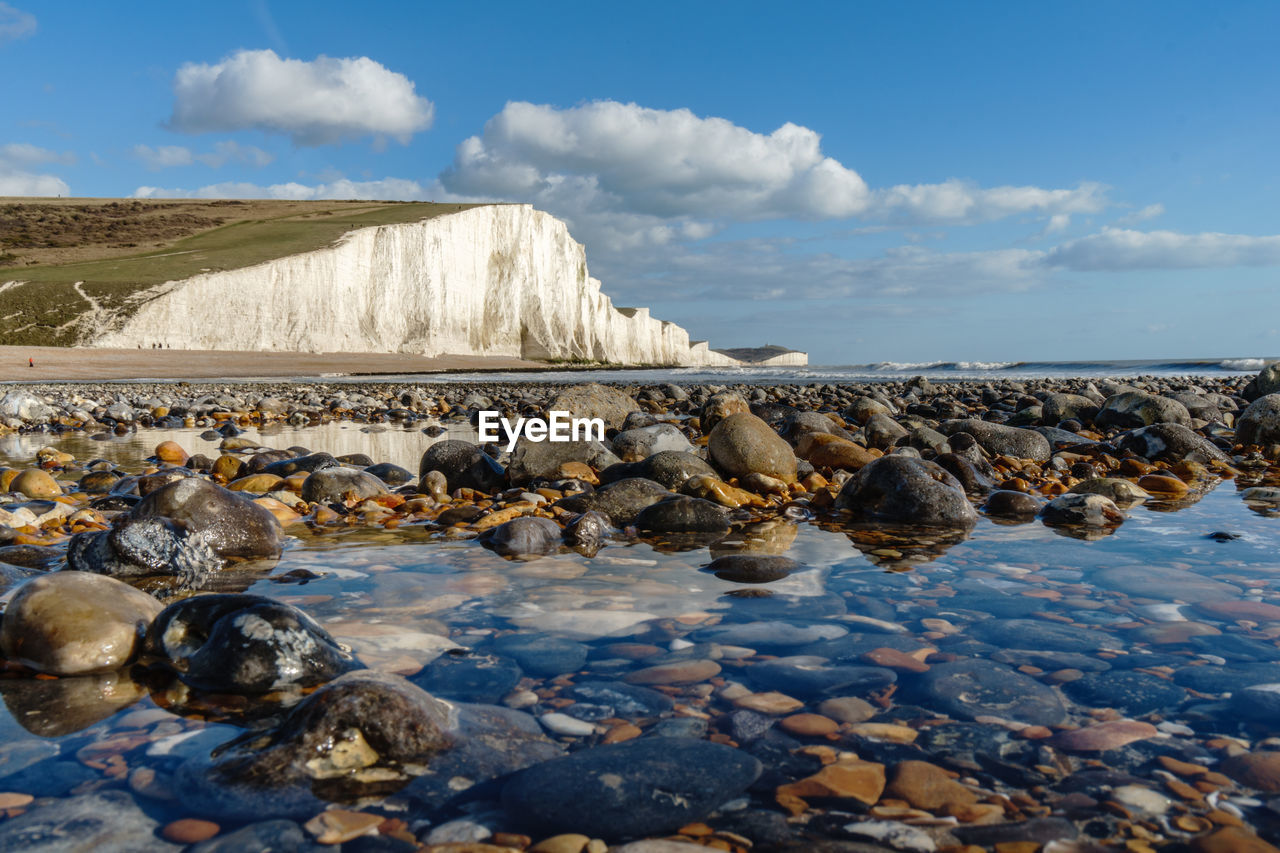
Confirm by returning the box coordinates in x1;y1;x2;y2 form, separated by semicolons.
337;356;1278;385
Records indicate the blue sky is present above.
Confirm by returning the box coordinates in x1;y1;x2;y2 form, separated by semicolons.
3;1;1279;364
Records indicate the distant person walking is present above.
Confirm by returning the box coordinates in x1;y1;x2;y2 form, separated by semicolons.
28;357;33;368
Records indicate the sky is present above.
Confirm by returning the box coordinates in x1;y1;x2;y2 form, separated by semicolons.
3;1;1279;365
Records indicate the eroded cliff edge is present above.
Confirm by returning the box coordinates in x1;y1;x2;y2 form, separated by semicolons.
65;204;776;366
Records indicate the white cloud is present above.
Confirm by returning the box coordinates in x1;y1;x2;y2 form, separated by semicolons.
0;143;73;167
0;143;70;196
169;49;433;146
1114;203;1165;226
441;100;870;225
1043;227;1280;270
133;140;274;170
873;180;1106;224
132;176;429;201
0;171;68;196
0;3;35;44
437;100;1111;252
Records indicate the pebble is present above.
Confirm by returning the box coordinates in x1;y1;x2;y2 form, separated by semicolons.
539;712;596;737
623;659;721;685
732;691;805;715
777;759;886;806
303;809;383;844
1051;719;1159;752
161;819;221;843
779;713;840;736
818;696;877;724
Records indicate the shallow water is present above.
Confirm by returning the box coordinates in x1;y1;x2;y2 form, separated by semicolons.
3;422;1280;845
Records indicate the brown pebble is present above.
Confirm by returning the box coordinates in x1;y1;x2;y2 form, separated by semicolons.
779;713;839;736
304;809;383;844
530;835;591;853
862;647;930;673
0;793;33;809
1050;719;1158;752
602;723;642;744
161;819;220;843
777;759;886;806
732;691;804;715
623;659;721;685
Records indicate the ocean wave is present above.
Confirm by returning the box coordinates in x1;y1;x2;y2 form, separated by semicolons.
1219;358;1269;371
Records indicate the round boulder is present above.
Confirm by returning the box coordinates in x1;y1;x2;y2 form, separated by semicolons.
1237;394;1280;447
0;572;163;675
835;455;977;526
132;478;283;560
301;467;389;503
708;413;797;484
148;593;360;693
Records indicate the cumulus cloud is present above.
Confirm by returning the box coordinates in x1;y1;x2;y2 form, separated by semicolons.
132;176;428;201
1043;227;1280;270
438;100;1110;249
441;100;870;226
0;3;35;45
0;143;70;195
874;180;1107;224
133;141;274;170
169;49;433;146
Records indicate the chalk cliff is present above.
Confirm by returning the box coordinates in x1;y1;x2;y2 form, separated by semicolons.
80;204;768;366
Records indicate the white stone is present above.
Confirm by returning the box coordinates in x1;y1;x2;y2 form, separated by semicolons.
539;712;596;737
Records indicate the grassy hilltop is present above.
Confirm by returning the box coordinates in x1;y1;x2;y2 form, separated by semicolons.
0;198;481;346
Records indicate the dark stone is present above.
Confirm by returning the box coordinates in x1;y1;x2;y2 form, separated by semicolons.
908;659;1069;725
941;418;1051;460
568;681;675;716
400;702;562;816
563;510;611;555
132;478;283;560
968;618;1120;653
834;455;977;526
556;477;672;525
728;709;775;743
300;467;389;503
261;452;340;477
66;516;220;584
1173;662;1280;694
1061;670;1186;714
637;451;718;490
1097;391;1191;429
177;671;455;821
635;495;730;534
507;438;619;486
1190;633;1280;663
934;453;995;496
490;633;589;677
704;554;799;584
501;737;762;840
477;516;562;559
981;489;1043;519
364;462;414;486
1116;423;1232;464
1238;394;1280;447
148;593;360;693
418;440;505;492
410;651;522;703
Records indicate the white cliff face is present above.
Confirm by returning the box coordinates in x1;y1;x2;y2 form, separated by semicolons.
87;205;745;367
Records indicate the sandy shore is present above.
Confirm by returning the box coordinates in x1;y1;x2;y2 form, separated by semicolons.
0;346;546;382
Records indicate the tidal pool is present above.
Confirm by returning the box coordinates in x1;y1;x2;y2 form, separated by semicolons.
1;420;1279;849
